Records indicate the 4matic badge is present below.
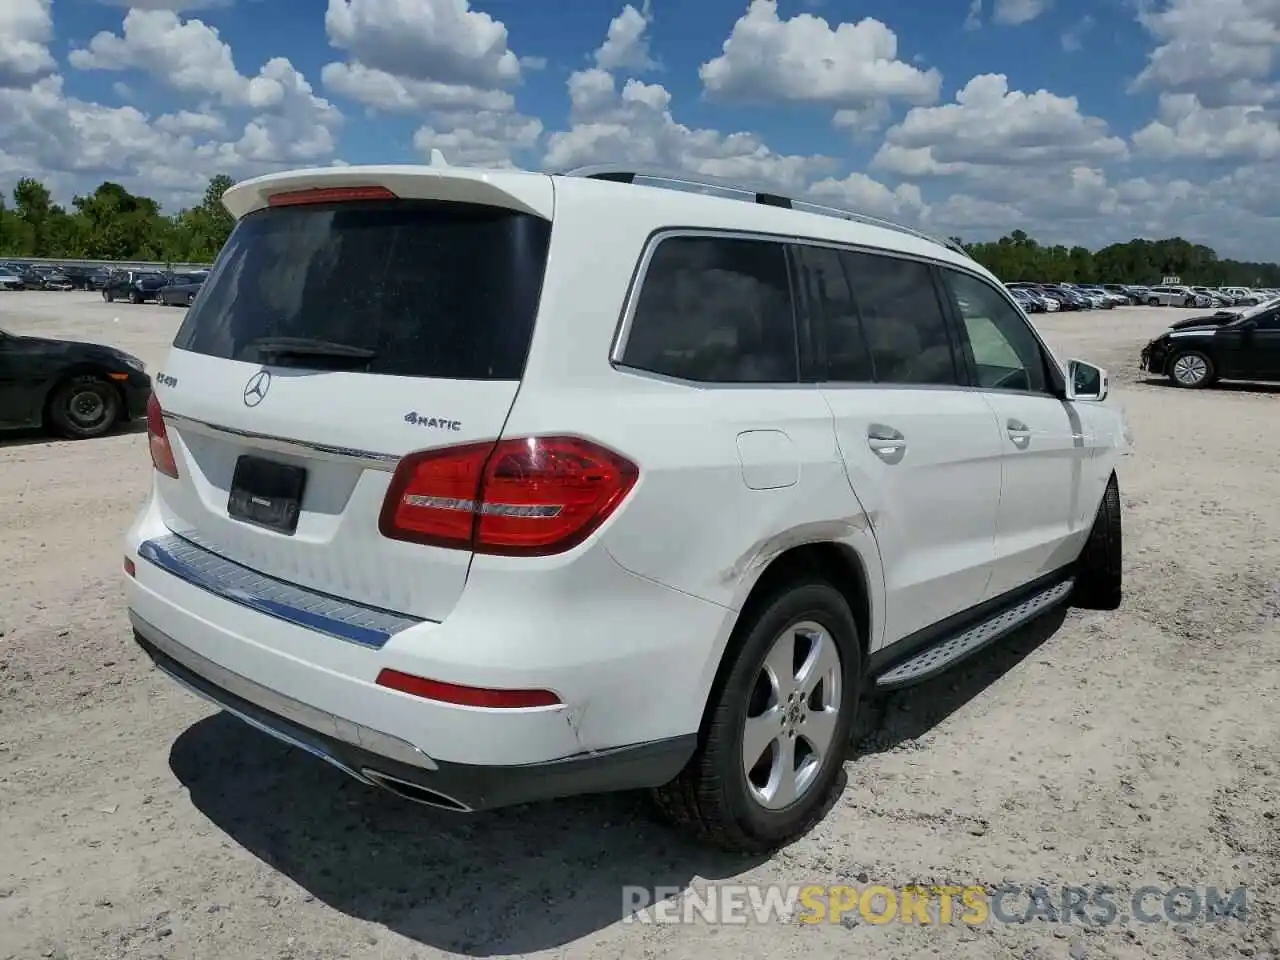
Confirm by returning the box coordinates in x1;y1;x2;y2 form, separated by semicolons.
404;412;462;431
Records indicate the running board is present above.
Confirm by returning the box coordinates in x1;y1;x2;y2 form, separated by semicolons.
874;579;1074;689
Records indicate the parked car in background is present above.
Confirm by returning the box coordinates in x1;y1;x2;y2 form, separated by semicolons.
0;267;24;290
158;272;208;307
1044;284;1091;309
1141;296;1280;387
1010;287;1043;313
1145;285;1210;307
26;265;75;291
0;324;151;438
1191;286;1232;308
101;270;170;303
1102;283;1140;304
1080;286;1128;307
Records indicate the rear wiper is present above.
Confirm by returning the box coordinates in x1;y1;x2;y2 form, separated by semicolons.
247;337;376;366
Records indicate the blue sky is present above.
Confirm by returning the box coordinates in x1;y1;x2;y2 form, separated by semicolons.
4;0;1280;260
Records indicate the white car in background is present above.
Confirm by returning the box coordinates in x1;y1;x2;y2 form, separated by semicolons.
124;163;1130;851
1145;285;1211;308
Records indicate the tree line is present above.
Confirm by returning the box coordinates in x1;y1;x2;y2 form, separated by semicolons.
0;175;236;265
2;175;1279;287
958;229;1280;287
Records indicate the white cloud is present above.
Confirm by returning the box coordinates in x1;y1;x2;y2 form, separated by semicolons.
1061;15;1095;52
67;9;341;169
964;0;983;31
320;61;514;113
0;0;55;89
155;108;228;136
413;110;543;167
543;67;836;191
832;102;892;135
69;9;249;104
873;73;1128;177
699;0;941;107
992;0;1052;25
595;3;656;72
324;0;522;89
1132;93;1280;160
808;172;928;221
1130;0;1280;106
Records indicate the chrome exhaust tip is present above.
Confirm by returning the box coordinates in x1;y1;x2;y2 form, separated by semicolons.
361;769;472;813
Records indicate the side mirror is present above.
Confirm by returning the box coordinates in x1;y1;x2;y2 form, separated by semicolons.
1066;359;1108;402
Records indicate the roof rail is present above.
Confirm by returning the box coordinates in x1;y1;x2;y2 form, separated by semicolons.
560;164;970;259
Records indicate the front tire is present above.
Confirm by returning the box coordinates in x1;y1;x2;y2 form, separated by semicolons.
1168;349;1214;388
651;580;861;853
47;376;121;440
103;290;114;302
1073;474;1122;611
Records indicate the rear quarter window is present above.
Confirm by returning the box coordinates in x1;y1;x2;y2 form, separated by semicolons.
174;200;552;380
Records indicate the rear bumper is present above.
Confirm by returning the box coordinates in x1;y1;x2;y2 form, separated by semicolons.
132;612;693;811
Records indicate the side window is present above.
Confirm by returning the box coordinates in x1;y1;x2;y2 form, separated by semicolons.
839;251;959;386
1253;310;1280;330
621;236;799;383
795;245;872;382
943;270;1050;394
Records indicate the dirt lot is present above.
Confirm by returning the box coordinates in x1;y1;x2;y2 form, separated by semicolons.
1;292;1276;960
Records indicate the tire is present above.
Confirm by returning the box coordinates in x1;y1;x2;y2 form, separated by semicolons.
47;376;121;440
129;290;142;304
1167;349;1214;388
1183;296;1196;307
1146;298;1159;306
651;579;861;853
1073;474;1122;611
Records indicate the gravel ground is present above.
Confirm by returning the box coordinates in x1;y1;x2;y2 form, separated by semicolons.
1;293;1277;960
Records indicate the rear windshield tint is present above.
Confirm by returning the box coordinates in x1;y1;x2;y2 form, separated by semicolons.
173;200;551;380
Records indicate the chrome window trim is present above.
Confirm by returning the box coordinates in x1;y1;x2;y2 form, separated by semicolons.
164;412;400;472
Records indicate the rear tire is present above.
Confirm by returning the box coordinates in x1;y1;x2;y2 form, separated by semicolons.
129;290;142;304
1146;298;1159;306
47;376;121;440
1073;474;1122;611
103;290;114;303
651;580;861;853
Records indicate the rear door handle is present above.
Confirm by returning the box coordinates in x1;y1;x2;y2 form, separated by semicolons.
868;425;906;462
1006;418;1031;449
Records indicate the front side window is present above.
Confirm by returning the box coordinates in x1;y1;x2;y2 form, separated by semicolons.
943;269;1050;394
621;235;799;383
795;245;872;382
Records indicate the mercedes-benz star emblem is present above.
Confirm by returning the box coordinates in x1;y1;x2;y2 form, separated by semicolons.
243;370;271;407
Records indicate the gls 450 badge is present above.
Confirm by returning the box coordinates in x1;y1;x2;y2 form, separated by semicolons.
404;412;462;431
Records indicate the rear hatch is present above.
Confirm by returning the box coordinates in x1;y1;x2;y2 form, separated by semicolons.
149;171;554;621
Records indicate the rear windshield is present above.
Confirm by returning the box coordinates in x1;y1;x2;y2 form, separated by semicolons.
173;199;551;380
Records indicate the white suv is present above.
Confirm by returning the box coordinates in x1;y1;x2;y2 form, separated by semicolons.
124;164;1129;851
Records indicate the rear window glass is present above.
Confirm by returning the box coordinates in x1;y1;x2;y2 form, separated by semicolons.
174;200;551;380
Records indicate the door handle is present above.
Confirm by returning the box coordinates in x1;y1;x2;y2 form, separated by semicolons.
867;425;906;461
1006;418;1031;449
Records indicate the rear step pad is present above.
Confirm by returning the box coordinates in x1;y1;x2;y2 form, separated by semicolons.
874;579;1074;689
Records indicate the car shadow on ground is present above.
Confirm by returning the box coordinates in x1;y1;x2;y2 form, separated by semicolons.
848;605;1069;757
1139;376;1280;394
0;418;147;449
169;605;1069;956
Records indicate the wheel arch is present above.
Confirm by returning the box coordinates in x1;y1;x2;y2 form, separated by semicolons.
694;540;875;739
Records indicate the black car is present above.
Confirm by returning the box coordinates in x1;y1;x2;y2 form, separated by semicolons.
101;270;169;303
1140;299;1280;388
27;265;75;290
0;326;151;439
158;272;208;307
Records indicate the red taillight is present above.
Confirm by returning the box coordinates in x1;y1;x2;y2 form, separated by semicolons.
375;668;561;708
379;436;639;557
267;185;398;207
146;394;179;478
123;557;136;578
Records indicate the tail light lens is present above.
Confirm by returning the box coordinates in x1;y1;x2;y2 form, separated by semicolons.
146;394;179;478
379;436;638;557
